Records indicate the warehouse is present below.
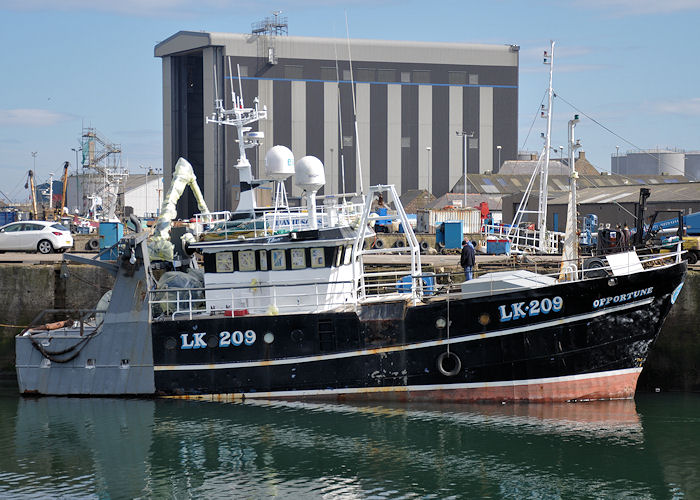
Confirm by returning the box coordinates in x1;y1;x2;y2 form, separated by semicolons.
155;23;519;215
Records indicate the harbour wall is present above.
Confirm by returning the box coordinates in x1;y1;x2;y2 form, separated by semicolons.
0;262;697;392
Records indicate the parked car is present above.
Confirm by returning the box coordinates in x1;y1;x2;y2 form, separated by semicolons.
0;221;73;254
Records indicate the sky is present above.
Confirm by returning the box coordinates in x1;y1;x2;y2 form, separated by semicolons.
1;0;699;203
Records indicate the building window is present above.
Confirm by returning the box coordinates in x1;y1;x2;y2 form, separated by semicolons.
238;65;248;77
413;70;430;83
448;71;466;85
468;137;478;149
343;136;354;147
285;65;303;79
356;68;375;82
321;67;336;81
401;137;411;148
400;72;411;83
378;69;395;82
469;74;479;85
343;69;352;81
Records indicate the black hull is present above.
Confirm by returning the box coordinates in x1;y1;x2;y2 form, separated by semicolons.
151;263;687;402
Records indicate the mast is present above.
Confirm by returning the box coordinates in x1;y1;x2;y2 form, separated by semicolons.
206;59;267;216
538;40;555;252
560;114;580;281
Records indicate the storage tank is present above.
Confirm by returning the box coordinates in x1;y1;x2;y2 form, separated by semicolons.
624;150;683;176
610;154;627;175
684;152;700;181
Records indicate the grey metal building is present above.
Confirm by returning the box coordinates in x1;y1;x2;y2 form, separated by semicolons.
154;30;519;214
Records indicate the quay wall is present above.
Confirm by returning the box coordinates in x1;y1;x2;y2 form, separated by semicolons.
0;262;697;392
0;263;114;372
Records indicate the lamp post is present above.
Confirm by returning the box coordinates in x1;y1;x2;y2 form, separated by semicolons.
456;131;474;208
426;146;431;193
496;145;502;171
615;145;620;173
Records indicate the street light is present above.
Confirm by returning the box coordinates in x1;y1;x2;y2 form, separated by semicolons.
456;131;474;208
496;145;502;171
426;146;431;193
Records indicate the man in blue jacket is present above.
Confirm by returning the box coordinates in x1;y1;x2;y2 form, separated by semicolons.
460;240;475;281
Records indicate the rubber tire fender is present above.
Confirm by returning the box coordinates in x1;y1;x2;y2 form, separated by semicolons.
436;351;462;377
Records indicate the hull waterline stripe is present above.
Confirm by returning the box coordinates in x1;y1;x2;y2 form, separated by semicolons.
154;297;654;372
163;367;643;399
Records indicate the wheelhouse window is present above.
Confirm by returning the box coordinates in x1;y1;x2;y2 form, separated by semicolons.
291;248;306;269
215;252;234;273
259;250;268;270
310;248;325;268
271;249;286;270
238;250;256;272
343;245;353;265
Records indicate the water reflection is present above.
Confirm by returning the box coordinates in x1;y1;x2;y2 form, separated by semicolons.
0;392;698;499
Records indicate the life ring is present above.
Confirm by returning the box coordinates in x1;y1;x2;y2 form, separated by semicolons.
436;351;461;377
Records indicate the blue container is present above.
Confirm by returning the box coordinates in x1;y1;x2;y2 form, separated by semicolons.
99;222;124;260
0;211;17;226
396;273;435;296
486;239;511;255
436;221;464;249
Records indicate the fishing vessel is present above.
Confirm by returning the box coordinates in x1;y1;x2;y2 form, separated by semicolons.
15;57;687;402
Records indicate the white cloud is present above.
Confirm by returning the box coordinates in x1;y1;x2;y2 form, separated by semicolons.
578;0;700;16
651;98;700;116
0;108;75;127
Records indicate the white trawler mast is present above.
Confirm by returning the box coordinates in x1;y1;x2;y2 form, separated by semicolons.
206;60;268;217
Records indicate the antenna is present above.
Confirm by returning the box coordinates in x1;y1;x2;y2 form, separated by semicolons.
333;36;347;197
213;64;219;103
227;56;235;106
345;11;363;195
237;63;244;105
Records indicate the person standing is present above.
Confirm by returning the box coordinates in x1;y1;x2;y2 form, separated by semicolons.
460;240;475;281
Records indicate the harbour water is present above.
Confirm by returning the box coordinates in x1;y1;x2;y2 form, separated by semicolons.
0;381;698;499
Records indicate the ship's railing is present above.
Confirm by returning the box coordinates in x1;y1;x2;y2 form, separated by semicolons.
192;201;365;240
482;224;563;254
192;211;234;238
148;279;359;321
147;247;685;321
262;202;365;233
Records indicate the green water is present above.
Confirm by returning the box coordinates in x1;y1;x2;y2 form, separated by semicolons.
0;383;698;499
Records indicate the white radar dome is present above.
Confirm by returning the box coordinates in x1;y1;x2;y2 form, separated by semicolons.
265;145;295;181
295;156;326;191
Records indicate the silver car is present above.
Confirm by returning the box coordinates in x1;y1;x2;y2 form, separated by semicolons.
0;221;74;254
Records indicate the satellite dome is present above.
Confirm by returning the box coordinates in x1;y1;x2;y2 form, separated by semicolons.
295;156;326;191
265;146;295;181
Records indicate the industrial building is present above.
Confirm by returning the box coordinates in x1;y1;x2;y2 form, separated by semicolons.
154;20;519;216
